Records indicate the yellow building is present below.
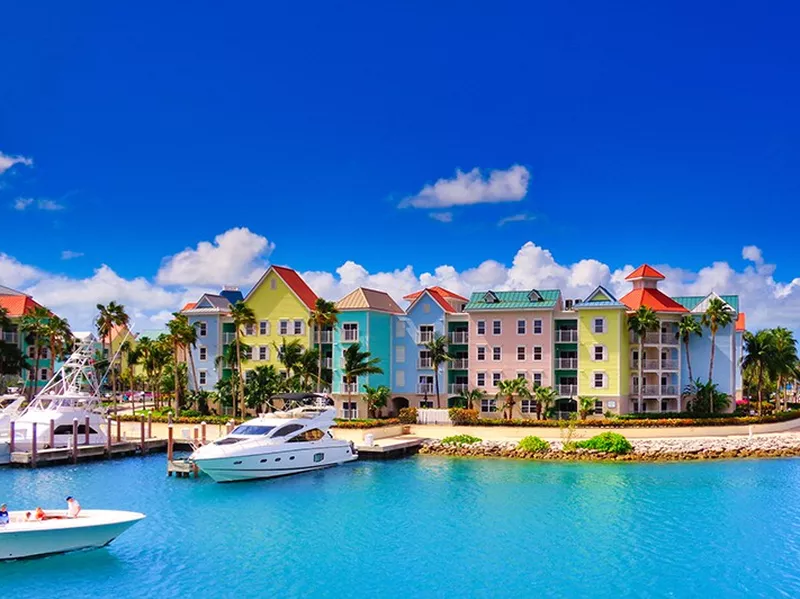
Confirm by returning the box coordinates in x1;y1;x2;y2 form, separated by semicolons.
575;286;630;415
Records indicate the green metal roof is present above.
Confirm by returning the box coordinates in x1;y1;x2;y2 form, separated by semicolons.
464;289;559;311
672;295;739;312
137;329;168;340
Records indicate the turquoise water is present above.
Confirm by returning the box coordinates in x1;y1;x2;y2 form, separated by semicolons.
2;455;800;598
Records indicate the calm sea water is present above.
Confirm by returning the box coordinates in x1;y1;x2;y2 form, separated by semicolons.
2;455;800;598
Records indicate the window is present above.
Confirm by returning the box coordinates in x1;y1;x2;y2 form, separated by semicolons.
258;346;269;361
245;369;254;382
492;347;501;361
199;347;207;361
293;320;304;335
593;318;605;334
395;346;406;363
593;345;605;361
593;372;605;389
53;424;99;435
517;320;526;335
198;322;207;337
418;325;435;343
199;370;207;385
660;400;669;412
492;320;502;335
532;372;542;387
517;372;527;380
259;320;270;335
595;400;604;415
418;350;432;368
343;323;358;342
533;319;543;335
476;320;486;335
476;372;486;387
492;372;501;387
28;346;36;358
40;368;48;380
533;346;542;361
420;399;433;409
418;375;434;393
40;348;49;359
517;346;526;361
396;320;405;337
289;429;325;442
244;323;255;336
313;453;325;462
521;400;538;414
342;403;359;419
279;320;289;336
396;371;405;387
481;399;497;413
477;346;486;361
270;278;277;290
272;424;305;437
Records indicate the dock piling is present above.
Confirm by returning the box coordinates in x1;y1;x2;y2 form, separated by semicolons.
49;419;55;448
72;418;78;464
193;426;199;446
31;422;38;468
9;421;15;453
106;416;112;455
84;416;90;445
201;421;206;444
147;412;152;439
167;425;174;462
116;412;121;442
140;416;146;455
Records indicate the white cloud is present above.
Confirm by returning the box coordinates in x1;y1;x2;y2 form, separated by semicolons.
497;213;535;227
400;165;530;209
742;245;763;265
156;227;275;286
37;199;64;211
13;197;33;211
61;250;84;260
0;151;33;175
429;212;453;223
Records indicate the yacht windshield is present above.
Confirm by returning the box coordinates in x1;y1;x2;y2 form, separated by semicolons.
230;425;276;436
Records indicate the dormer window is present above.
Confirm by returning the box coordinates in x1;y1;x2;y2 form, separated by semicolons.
483;291;500;304
528;289;543;302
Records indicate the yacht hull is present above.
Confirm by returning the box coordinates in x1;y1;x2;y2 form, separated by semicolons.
0;510;145;560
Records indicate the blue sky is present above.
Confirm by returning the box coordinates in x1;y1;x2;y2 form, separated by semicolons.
1;1;799;330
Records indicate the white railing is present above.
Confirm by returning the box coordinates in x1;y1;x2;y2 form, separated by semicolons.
557;384;578;396
323;357;333;369
448;331;469;344
555;330;578;343
417;331;435;344
2;331;18;344
631;385;679;396
342;383;358;393
342;329;359;342
222;332;236;344
555;358;577;369
418;358;433;369
417;383;435;394
661;360;679;370
316;330;333;343
449;383;469;394
661;333;678;345
661;385;679;396
451;358;469;370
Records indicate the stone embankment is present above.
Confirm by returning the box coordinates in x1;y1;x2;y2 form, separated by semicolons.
419;434;800;462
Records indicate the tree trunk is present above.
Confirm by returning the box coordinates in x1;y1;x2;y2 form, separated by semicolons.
708;330;716;414
684;339;693;387
638;337;644;413
317;325;323;393
188;346;199;392
172;343;180;414
49;338;56;380
758;365;764;416
31;333;41;398
434;364;441;409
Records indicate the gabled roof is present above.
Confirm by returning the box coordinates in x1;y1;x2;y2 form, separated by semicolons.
0;285;26;296
181;302;197;311
194;294;232;311
464;289;559;311
619;288;689;313
404;288;459;314
736;312;746;332
403;286;468;303
672;293;739;313
336;287;404;314
245;265;319;311
625;264;666;280
0;294;42;318
575;285;626;308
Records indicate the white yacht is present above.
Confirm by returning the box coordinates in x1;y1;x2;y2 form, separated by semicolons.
0;338;108;460
0;392;26;431
190;395;357;483
0;509;145;560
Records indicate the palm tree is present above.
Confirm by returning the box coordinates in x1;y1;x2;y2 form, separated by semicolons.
298;347;329;392
578;395;597;420
230;301;256;418
423;333;452;409
126;342;144;412
308;298;339;392
342;343;383;419
215;341;251;416
496;377;530;419
275;338;305;379
701;298;734;398
676;315;702;385
742;330;773;415
363;384;391;418
95;301;130;415
770;327;798;411
535;386;559;420
245;364;284;412
457;387;485;410
20;306;51;397
42;314;71;379
153;335;172;409
627;306;660;413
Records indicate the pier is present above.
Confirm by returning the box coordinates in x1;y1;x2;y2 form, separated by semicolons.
355;436;424;459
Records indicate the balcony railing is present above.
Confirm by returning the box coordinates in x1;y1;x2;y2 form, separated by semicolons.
451;358;469;370
222;332;236;345
418;358;433;369
417;383;435;394
448;331;469;344
555;358;577;369
316;330;333;343
661;359;679;370
449;383;469;394
631;385;680;397
557;384;578;396
342;330;359;342
629;331;679;345
631;359;679;370
417;331;435;344
555;330;578;343
661;333;678;345
2;331;18;344
323;357;333;369
342;383;359;394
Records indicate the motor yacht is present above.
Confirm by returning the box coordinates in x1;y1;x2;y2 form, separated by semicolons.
0;509;145;560
0;392;26;431
190;395;357;482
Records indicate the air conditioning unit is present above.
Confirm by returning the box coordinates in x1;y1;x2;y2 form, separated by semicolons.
574;299;583;305
564;299;574;310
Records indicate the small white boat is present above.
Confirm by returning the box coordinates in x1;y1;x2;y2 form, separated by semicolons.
191;394;357;483
0;509;145;560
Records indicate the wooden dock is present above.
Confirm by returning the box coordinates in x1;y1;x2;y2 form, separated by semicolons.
356;436;424;459
10;438;167;467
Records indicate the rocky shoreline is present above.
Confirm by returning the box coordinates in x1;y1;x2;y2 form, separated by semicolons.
418;434;800;462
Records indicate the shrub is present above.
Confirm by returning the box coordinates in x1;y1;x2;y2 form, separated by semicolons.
333;418;401;429
449;408;479;425
441;434;482;446
575;432;632;454
180;409;202;418
398;407;418;424
517;436;550;453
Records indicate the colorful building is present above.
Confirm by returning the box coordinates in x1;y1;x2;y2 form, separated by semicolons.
0;285;55;390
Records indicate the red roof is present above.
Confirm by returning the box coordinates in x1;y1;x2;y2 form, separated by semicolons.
403;286;467;302
272;265;318;311
0;294;43;317
736;312;746;332
620;288;688;313
625;264;666;281
181;302;197;312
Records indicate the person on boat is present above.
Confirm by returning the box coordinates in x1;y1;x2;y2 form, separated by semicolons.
0;504;8;525
35;507;47;521
66;496;81;518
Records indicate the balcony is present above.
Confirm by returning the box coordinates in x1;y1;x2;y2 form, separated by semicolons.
417;331;435;344
555;358;577;369
661;359;679;370
555;330;578;343
222;332;236;345
323;357;333;369
451;358;469;370
631;385;680;397
2;331;18;344
629;331;679;345
417;383;435;394
449;383;469;394
342;383;359;394
661;333;678;345
631;359;679;371
342;329;359;343
557;384;578;397
418;358;433;369
316;330;333;343
449;331;469;344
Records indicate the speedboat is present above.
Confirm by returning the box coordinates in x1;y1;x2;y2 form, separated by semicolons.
0;509;145;560
190;398;357;483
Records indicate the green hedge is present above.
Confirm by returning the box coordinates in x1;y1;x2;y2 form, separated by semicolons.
574;432;632;454
333;418;401;429
518;436;550;453
441;434;482;446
